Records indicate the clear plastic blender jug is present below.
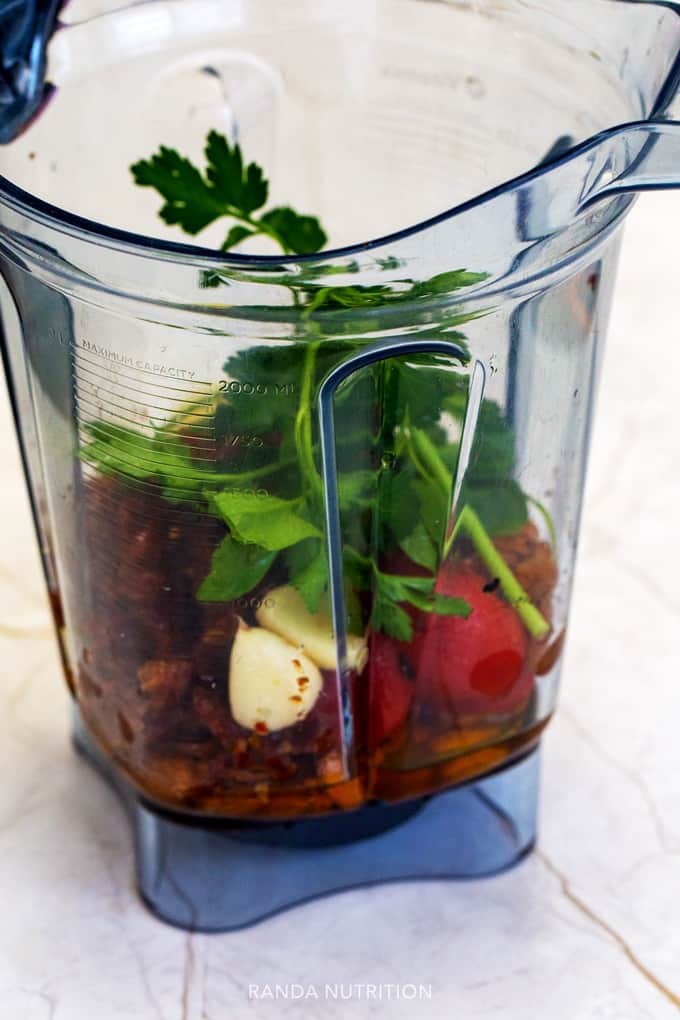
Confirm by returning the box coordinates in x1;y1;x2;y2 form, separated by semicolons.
0;0;679;930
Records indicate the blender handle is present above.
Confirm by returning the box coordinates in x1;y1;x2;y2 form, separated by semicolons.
317;336;469;766
0;0;63;143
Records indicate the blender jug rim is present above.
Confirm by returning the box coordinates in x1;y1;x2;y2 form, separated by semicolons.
0;122;672;271
0;0;678;271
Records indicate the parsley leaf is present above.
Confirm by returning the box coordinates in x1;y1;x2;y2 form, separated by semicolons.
338;470;376;509
376;468;423;545
411;269;489;297
443;391;530;535
204;130;268;214
222;224;256;250
371;591;414;642
413;477;450;548
285;539;329;614
399;522;438;572
403;589;471;618
259;207;328;256
131;131;327;255
461;479;529;536
211;491;321;550
197;535;275;603
131;147;224;234
371;570;470;640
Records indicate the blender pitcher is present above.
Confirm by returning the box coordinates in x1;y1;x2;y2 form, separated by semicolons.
0;0;679;932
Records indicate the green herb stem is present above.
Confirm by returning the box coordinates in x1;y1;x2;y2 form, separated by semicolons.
345;547;372;568
239;211;294;254
212;455;298;484
410;427;452;496
294;339;323;499
452;505;551;640
422;428;552;640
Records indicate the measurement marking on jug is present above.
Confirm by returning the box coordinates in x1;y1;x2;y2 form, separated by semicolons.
73;352;212;397
73;373;212;412
228;595;276;612
72;343;212;392
74;339;208;384
76;427;218;470
82;479;219;524
74;393;216;435
74;404;217;446
72;350;218;438
224;487;270;499
74;385;215;422
77;430;217;472
228;434;265;449
81;469;212;503
77;422;217;459
217;380;296;397
83;471;269;507
75;364;214;408
73;398;216;449
80;453;217;487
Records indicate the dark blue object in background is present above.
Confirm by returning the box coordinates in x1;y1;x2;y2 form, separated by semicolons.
0;0;63;143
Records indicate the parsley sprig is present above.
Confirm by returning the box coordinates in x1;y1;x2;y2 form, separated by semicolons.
78;134;554;642
131;131;327;255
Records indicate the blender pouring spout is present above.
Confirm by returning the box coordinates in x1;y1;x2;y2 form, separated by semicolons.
576;119;680;212
567;49;680;213
499;113;680;256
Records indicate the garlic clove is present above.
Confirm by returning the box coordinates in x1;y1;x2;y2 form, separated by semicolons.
256;585;368;672
229;620;322;733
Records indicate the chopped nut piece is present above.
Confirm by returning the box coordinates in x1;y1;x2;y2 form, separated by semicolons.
138;660;192;709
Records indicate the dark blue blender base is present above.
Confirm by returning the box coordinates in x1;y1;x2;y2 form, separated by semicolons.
73;709;540;932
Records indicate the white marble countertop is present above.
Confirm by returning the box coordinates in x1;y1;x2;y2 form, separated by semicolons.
1;194;680;1019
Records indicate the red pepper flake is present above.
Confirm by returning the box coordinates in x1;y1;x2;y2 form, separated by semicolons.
289;694;303;703
254;721;269;735
297;676;310;689
292;658;302;670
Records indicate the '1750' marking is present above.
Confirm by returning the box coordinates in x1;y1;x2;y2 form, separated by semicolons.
229;434;264;448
